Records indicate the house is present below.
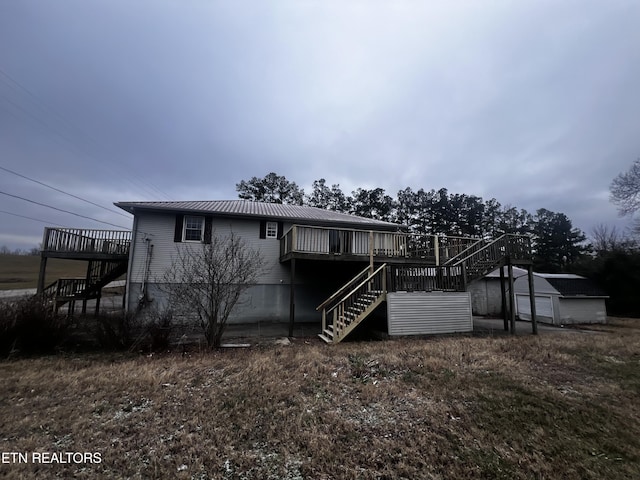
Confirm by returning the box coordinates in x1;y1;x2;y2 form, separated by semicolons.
113;200;405;326
514;273;608;325
37;200;536;343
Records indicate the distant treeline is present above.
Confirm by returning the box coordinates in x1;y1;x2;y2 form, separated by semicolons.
237;172;640;316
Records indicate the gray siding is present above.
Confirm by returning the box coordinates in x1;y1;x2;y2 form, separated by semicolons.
558;298;607;324
129;211;290;285
387;292;473;336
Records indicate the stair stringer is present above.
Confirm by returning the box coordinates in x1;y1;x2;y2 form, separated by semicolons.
333;292;387;343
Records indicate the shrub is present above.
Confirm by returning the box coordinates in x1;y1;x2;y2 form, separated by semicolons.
145;308;175;352
0;296;68;356
95;311;138;351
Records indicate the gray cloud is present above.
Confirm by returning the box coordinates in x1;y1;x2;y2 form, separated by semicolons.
1;0;639;249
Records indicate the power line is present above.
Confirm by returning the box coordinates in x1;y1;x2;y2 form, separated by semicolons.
0;190;131;230
0;165;131;218
0;68;172;201
0;209;67;227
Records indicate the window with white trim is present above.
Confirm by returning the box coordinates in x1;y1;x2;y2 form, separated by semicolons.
265;221;278;239
183;216;205;242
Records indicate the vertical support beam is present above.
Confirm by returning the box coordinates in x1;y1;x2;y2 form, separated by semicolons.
95;294;101;317
37;255;48;294
321;308;326;333
434;235;440;266
82;261;92;315
288;258;296;338
460;263;467;292
369;231;374;274
508;262;516;334
291;225;298;253
527;264;538;335
499;266;508;331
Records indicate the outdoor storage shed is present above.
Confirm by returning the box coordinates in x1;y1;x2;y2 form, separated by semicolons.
468;266;528;316
514;273;608;325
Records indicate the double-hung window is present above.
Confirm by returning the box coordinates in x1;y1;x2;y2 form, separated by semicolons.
183;216;205;242
265;221;278;239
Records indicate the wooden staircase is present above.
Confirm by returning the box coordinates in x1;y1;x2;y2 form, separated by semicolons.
41;260;128;315
317;234;531;343
444;234;532;283
317;265;387;344
37;228;131;316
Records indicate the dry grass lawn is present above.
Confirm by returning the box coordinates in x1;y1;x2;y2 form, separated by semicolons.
1;319;639;479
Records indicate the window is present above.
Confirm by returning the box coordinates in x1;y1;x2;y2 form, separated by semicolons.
183;216;204;242
265;221;278;239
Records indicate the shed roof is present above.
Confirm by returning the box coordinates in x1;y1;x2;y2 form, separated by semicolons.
115;200;401;230
545;277;608;297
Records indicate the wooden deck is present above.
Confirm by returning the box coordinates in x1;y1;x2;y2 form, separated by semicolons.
41;227;131;260
279;225;478;265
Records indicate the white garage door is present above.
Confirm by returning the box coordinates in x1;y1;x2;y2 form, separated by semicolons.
516;294;553;322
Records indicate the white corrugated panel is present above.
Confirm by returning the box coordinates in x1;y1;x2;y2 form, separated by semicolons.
387;292;473;336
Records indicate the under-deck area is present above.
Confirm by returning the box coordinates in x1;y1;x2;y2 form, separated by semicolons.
282;225;536;343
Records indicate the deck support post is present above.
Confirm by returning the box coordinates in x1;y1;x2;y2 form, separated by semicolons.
434;235;440;266
499;266;508;331
508;262;516;334
37;255;48;294
288;258;296;338
527;264;538;335
82;261;92;315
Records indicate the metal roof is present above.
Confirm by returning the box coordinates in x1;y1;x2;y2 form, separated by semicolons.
545;277;608;297
114;200;401;230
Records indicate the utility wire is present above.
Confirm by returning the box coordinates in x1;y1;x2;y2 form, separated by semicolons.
0;68;172;200
0;209;68;227
0;165;131;218
0;190;131;230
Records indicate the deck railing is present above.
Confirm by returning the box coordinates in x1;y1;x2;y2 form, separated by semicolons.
280;225;479;264
387;265;466;292
42;228;131;256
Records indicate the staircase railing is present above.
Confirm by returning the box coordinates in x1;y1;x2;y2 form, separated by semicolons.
37;260;127;314
316;265;372;323
443;238;486;266
454;234;531;283
318;264;387;343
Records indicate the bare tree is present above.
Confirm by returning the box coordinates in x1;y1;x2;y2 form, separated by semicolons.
591;224;637;254
611;159;640;216
163;231;266;348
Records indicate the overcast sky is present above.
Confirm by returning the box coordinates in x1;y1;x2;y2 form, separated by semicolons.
1;0;639;250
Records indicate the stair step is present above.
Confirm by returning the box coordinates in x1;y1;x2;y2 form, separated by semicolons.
322;328;334;339
318;333;333;344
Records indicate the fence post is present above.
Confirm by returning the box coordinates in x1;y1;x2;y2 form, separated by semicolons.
434;235;440;266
